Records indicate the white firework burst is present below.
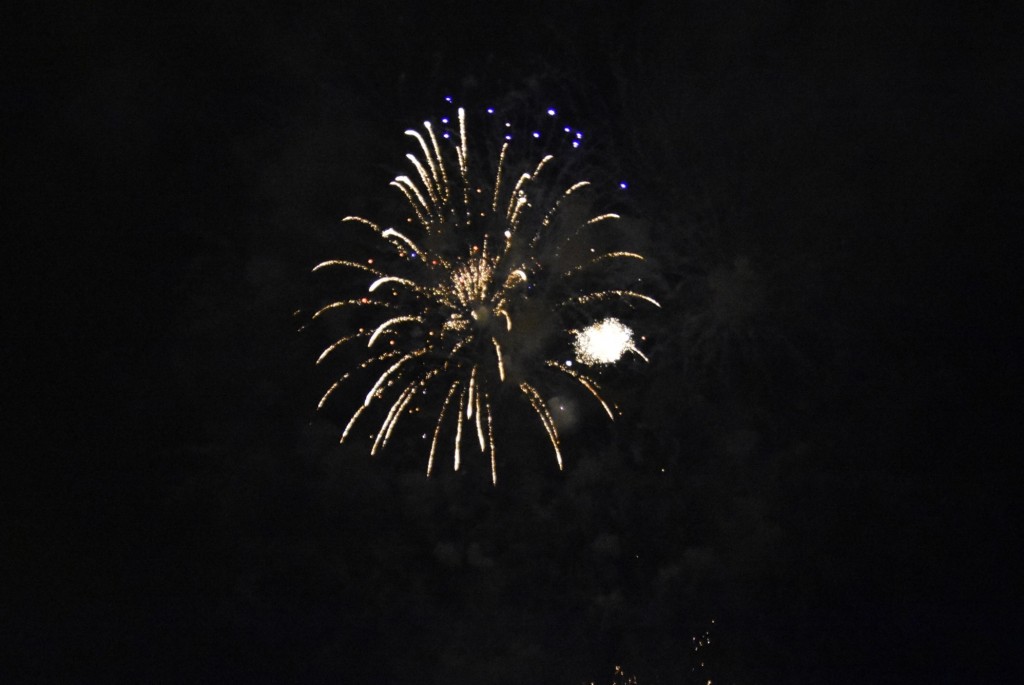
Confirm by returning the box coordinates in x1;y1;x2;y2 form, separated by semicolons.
313;106;659;484
573;317;649;366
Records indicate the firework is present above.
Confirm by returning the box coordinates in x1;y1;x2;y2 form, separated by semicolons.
313;105;658;484
573;317;648;366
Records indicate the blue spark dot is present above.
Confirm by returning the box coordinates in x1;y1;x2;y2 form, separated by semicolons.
547;108;556;116
572;141;580;148
444;96;453;103
442;132;450;139
575;132;583;139
409;251;418;259
532;131;541;138
505;134;513;141
564;126;571;133
486;107;495;114
441;117;449;124
619;181;629;189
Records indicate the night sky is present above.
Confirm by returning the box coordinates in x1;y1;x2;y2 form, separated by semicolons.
7;2;1022;683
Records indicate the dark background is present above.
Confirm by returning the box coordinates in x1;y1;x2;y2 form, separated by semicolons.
6;1;1022;682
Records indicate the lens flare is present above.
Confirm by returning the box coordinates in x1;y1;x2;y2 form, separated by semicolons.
312;106;658;484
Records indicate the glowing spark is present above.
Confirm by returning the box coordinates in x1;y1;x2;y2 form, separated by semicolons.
368;275;416;292
312;104;656;483
563;290;661;309
380;227;422;256
547;361;617;419
491;337;505;381
316;331;369;365
562;251;645;278
367;315;423;347
375;369;438;455
340;403;368;443
318;375;348;410
405;130;441;191
428;380;460;476
474;381;485;451
340;216;383;233
496;308;512;331
485;395;496;484
585;212;620;225
520;382;562;470
364;350;425;406
454;389;465;470
312;298;391;320
313;259;384;276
